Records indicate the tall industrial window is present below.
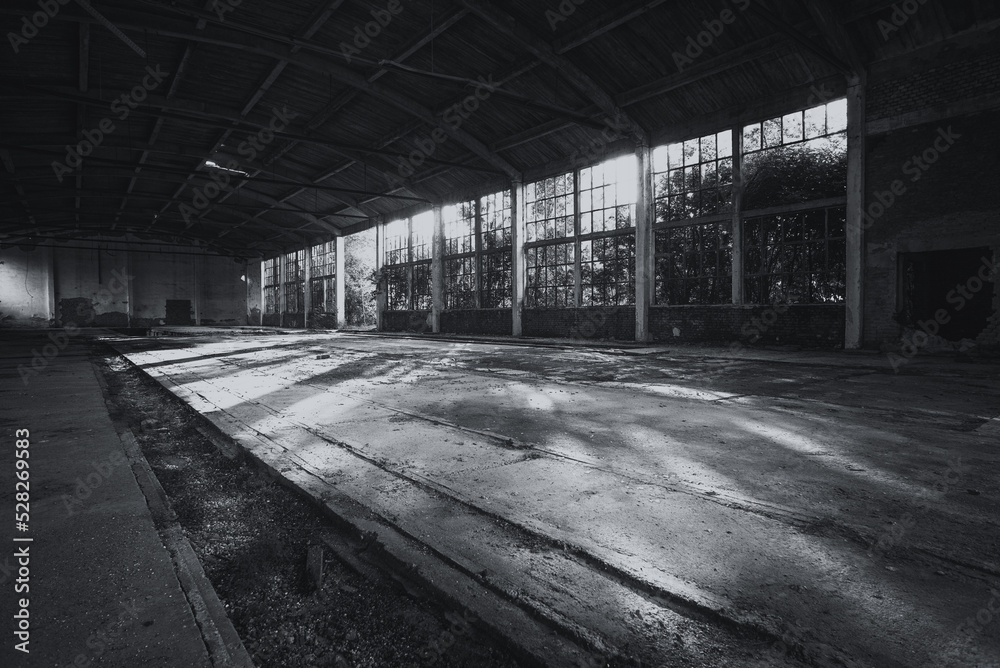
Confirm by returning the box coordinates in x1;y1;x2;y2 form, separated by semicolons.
655;223;732;305
526;243;575;308
263;258;280;315
654;130;734;222
283;250;304;313
744;206;846;304
526;172;575;308
444;201;477;309
652;131;734;306
480;190;512;308
382;214;433;311
525;172;574;243
580;155;637;306
310;241;336;314
383;218;409;310
384;218;408;266
742;99;847;210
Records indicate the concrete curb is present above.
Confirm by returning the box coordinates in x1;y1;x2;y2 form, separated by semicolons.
92;365;256;668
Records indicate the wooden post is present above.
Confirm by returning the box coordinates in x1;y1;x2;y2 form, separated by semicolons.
635;144;653;342
845;75;866;349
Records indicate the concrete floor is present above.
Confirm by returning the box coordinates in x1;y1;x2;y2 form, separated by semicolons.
0;331;218;668
110;332;1000;667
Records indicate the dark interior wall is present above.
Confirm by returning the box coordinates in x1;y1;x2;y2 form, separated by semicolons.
0;242;249;328
863;41;1000;347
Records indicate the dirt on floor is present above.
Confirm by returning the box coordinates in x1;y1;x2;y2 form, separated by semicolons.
96;348;530;668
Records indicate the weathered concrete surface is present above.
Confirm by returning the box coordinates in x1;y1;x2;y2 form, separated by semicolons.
113;332;1000;667
0;331;215;668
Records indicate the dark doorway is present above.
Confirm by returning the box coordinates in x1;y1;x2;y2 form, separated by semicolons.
899;247;994;340
165;300;193;326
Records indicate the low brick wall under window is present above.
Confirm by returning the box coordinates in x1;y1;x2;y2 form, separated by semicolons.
442;309;512;335
383;310;432;333
523;308;636;340
650;305;845;346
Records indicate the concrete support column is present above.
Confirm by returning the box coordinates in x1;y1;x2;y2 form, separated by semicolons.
730;125;744;305
845;76;867;349
573;169;583;308
635;144;654;342
303;244;312;330
335;237;346;329
124;249;134;327
376;218;385;331
45;246;56;326
431;205;445;333
511;180;525;337
192;255;201;326
278;252;286;328
259;259;266;326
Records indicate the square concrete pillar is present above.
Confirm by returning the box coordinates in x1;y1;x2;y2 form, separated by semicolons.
431;205;444;334
303;244;312;330
845;76;866;349
335;237;346;329
511;180;526;337
730;125;744;306
635;145;653;342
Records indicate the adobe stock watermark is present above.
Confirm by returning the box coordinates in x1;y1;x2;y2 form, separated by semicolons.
887;255;997;372
673;0;752;72
51;65;171;183
339;0;405;63
545;0;588;31
60;450;130;517
420;610;476;665
727;303;789;355
385;75;498;188
6;0;71;53
877;0;930;41
17;268;132;386
180;105;297;224
867;457;967;557
851;126;961;235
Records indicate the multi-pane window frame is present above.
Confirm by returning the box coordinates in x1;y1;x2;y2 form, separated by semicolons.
310;241;336;314
283;250;305;314
652;130;736;307
741;99;848;211
742;204;847;306
578;155;638;307
263;257;280;315
381;216;433;312
444;200;478;310
740;99;849;304
525;170;578;309
653;129;735;224
479;190;513;309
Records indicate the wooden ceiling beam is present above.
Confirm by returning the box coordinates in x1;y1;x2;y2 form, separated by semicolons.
456;0;648;145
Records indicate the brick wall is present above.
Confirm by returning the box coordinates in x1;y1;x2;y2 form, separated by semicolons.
863;48;1000;347
651;305;845;346
441;309;512;335
867;48;1000;121
383;310;432;333
523;308;636;340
